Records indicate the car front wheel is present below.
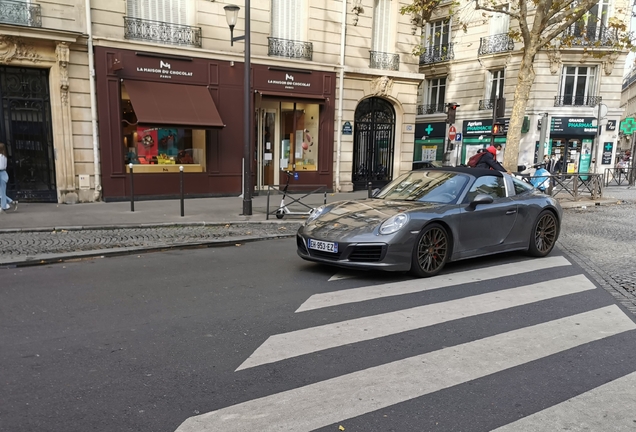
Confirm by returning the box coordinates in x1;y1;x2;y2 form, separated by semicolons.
410;223;449;278
528;210;559;257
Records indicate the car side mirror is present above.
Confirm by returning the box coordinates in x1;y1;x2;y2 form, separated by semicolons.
469;193;494;209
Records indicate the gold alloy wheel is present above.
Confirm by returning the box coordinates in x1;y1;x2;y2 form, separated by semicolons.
417;226;449;273
534;212;558;253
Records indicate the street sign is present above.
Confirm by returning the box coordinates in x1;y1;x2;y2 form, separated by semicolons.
620;117;636;135
449;125;457;141
455;132;462;142
606;119;617;131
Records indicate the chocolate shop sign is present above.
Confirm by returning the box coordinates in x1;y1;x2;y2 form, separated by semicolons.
550;117;597;134
267;73;312;90
136;60;195;80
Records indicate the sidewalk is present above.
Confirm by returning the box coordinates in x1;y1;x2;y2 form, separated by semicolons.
1;187;635;233
0;191;369;232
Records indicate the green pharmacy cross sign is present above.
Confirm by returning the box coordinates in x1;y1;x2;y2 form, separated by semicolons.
605;143;613;151
425;124;434;135
620;117;636;135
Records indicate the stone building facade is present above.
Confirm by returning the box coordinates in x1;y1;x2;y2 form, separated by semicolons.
415;0;629;174
0;0;93;203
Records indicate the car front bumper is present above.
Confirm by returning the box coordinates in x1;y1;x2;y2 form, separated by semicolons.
296;227;413;272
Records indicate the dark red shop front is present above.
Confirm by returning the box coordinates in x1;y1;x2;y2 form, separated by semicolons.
94;46;336;200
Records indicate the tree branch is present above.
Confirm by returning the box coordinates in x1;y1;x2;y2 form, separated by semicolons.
474;0;521;21
545;0;596;27
540;6;596;47
516;0;531;44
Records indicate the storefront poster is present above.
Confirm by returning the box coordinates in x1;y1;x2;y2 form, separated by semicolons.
462;118;510;136
602;142;614;165
137;127;159;162
421;145;437;161
158;128;179;156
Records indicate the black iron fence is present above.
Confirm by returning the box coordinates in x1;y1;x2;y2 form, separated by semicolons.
419;43;454;65
267;37;313;61
554;95;602;107
535;173;604;201
478;33;514;55
417;103;445;115
0;0;41;27
369;51;400;71
123;17;202;48
604;167;636;187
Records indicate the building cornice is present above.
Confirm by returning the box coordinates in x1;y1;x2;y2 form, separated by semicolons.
0;24;82;43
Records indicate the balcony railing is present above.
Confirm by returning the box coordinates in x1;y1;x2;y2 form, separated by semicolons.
417;103;445;115
0;0;41;27
554;95;602;107
369;51;400;71
561;25;614;47
479;99;495;110
268;37;313;61
123;17;202;48
478;33;514;55
420;43;454;65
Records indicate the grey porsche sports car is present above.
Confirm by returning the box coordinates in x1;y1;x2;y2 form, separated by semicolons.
297;167;562;277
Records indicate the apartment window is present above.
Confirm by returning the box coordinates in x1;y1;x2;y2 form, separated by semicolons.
372;0;392;52
559;66;597;105
427;19;450;50
489;4;510;35
271;0;307;41
127;0;189;24
488;69;505;100
427;77;446;111
571;0;610;40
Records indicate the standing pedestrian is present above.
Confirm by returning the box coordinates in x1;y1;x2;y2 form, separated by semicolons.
0;142;17;213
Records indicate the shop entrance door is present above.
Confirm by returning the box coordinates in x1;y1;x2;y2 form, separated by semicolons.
257;103;280;191
352;97;396;190
0;66;57;202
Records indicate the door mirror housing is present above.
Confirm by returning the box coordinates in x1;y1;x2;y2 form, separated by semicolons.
469;193;494;209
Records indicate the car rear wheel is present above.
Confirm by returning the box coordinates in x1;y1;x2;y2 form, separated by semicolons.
410;223;449;278
528;210;558;257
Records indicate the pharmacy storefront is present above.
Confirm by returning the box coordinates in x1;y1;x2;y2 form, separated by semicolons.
548;117;596;173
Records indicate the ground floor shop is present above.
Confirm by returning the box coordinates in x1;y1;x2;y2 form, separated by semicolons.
95;46;336;200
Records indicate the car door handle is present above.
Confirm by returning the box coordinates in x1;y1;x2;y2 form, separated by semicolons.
506;209;517;215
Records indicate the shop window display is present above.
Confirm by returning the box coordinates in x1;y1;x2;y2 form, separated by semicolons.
279;102;319;171
121;84;206;173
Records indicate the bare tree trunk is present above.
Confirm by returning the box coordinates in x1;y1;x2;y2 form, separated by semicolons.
503;50;536;171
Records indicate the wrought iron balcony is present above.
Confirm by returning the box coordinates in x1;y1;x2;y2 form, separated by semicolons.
267;37;313;61
479;99;495;110
419;43;454;65
123;17;202;48
561;26;614;47
369;51;400;71
478;33;514;55
417;103;445;115
0;0;41;27
554;95;602;107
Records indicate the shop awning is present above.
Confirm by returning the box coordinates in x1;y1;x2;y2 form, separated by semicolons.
124;80;225;128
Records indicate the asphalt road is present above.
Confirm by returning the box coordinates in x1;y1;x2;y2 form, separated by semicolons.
2;239;636;432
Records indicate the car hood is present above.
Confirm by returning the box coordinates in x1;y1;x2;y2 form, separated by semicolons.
304;199;442;239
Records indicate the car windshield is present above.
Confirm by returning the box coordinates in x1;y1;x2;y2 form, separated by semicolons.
375;171;469;203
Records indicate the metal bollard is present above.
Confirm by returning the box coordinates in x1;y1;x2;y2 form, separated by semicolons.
367;181;373;198
179;165;184;217
129;163;135;212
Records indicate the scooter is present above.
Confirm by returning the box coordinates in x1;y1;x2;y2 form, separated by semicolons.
275;170;315;219
514;163;551;192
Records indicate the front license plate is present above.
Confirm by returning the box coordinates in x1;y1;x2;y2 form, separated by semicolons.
308;239;338;253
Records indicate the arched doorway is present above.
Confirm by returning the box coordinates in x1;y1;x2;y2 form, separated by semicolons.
352;97;396;190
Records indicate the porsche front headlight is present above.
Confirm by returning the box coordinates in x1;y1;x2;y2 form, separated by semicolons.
379;213;409;235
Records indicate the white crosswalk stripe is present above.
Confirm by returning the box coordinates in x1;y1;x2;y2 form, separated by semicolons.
297;256;571;312
175;256;636;432
237;274;594;370
491;371;636;431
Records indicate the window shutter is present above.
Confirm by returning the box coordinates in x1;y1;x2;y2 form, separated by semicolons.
127;0;187;24
372;0;392;52
271;0;304;40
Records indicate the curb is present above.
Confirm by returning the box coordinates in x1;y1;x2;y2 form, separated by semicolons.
0;233;297;268
0;220;304;234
